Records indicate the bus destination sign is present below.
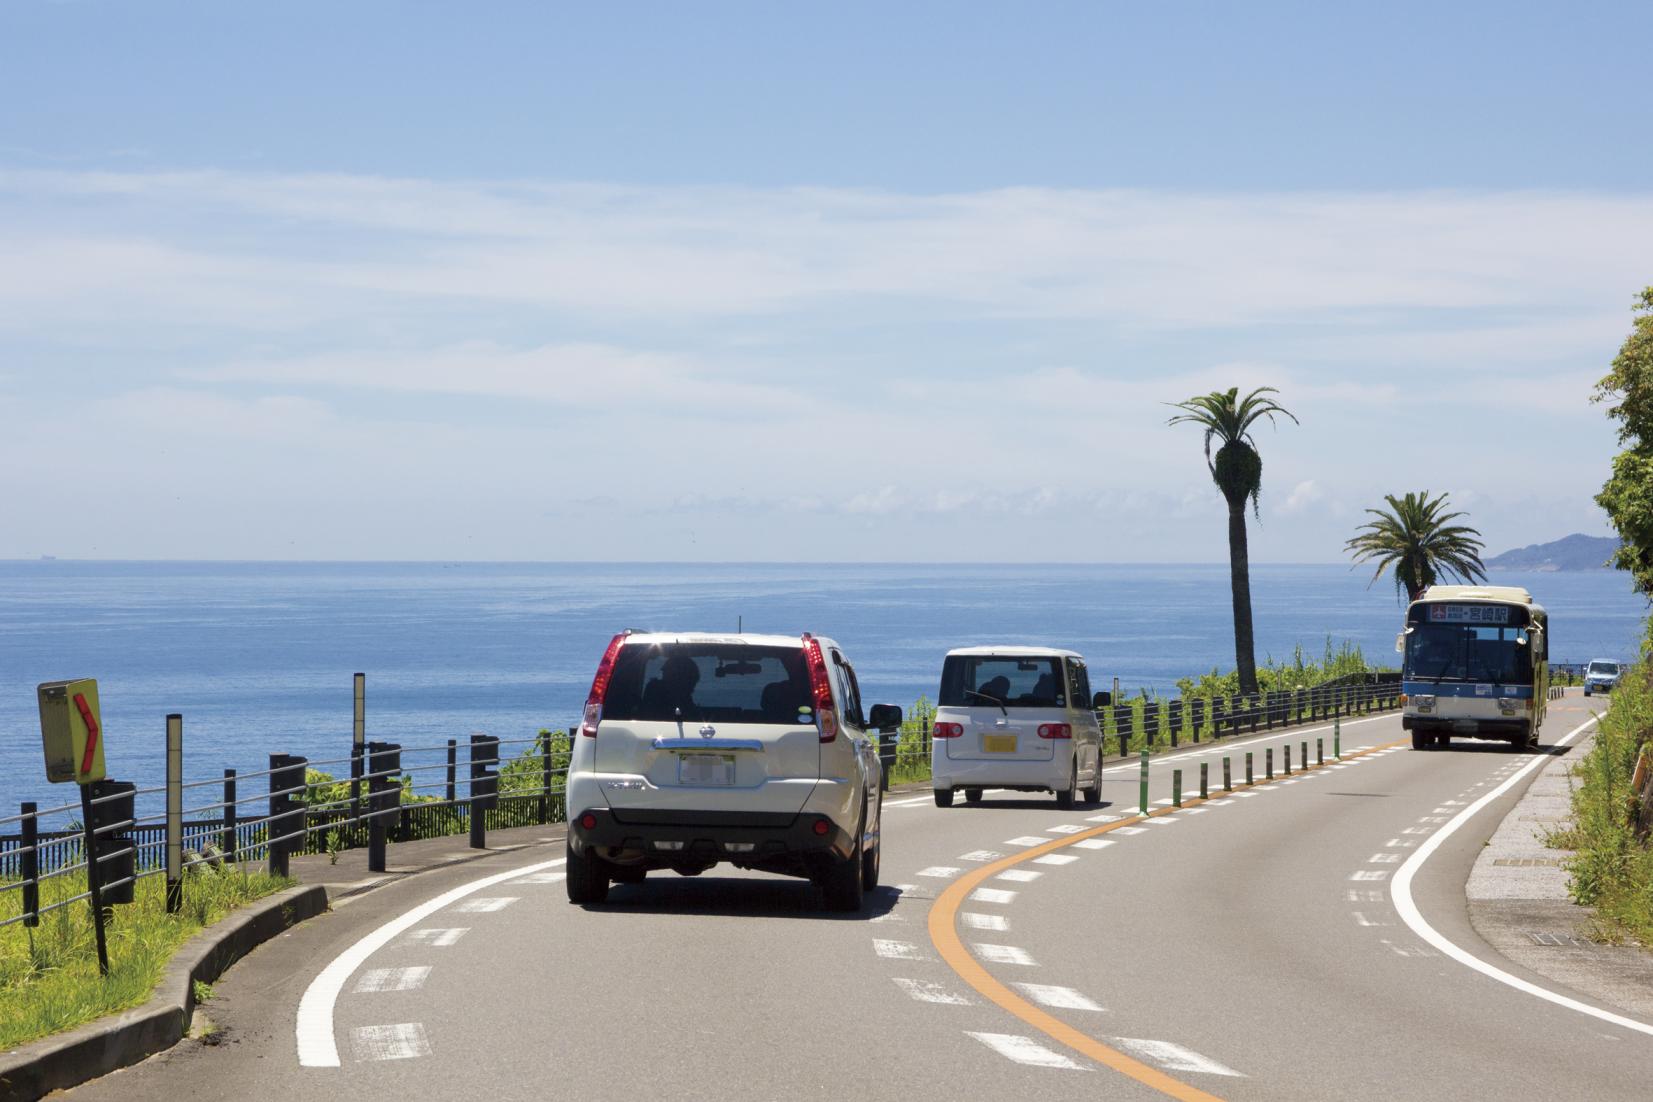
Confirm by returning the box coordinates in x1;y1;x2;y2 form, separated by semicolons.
1429;604;1511;625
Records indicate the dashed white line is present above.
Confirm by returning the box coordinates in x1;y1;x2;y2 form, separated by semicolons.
1349;870;1389;881
349;1023;431;1062
1013;982;1105;1011
1046;824;1085;834
353;967;431;994
967;1032;1085;1070
995;869;1042;883
404;928;468;947
872;939;926;960
893;977;973;1005
958;850;1003;862
1073;838;1116;850
1005;836;1049;847
970;887;1018;904
453;897;518;913
1367;853;1402;864
1085;813;1125;823
961;912;1009;931
1145;817;1179;826
918;866;963;878
1112;826;1148;835
1111;1038;1243;1077
1032;853;1080;866
975;943;1037;966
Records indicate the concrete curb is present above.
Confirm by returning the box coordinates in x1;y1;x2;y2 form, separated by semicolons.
0;883;328;1102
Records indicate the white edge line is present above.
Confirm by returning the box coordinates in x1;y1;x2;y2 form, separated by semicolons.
295;856;565;1067
1389;712;1653;1038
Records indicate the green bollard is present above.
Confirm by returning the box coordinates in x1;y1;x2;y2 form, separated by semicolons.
1335;716;1342;759
1245;751;1254;785
1139;748;1149;816
1223;756;1232;791
1173;768;1182;807
1199;761;1208;799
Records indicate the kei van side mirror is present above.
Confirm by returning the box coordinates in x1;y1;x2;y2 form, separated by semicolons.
1093;691;1112;709
868;703;903;733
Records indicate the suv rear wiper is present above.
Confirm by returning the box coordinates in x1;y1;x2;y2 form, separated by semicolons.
964;688;1008;717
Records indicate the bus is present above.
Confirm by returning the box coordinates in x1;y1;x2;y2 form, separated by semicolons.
1398;585;1548;751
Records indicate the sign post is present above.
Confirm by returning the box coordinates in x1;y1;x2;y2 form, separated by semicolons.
38;679;112;976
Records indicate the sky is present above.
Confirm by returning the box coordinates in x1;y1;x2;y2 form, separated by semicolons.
1;1;1648;563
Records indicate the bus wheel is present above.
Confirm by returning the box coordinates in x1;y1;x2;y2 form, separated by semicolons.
1411;731;1428;751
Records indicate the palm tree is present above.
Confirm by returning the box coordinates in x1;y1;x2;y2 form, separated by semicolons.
1167;386;1298;696
1344;491;1487;603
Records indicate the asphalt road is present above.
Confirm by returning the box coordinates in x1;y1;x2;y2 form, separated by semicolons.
67;696;1653;1101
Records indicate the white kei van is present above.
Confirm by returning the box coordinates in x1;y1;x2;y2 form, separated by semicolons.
929;646;1105;808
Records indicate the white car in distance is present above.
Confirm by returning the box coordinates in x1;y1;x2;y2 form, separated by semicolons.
564;631;900;911
930;646;1105;808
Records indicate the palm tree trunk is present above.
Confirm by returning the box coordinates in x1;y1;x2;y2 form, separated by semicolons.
1227;497;1259;695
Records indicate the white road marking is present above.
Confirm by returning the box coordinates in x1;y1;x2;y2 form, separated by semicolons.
1391;714;1653;1039
970;887;1018;904
1368;853;1401;864
1111;1038;1243;1077
1233;792;1258;798
1047;824;1085;834
958;850;1003;862
894;977;973;1005
1112;826;1147;835
1349;870;1389;881
1085;813;1125;823
1153;799;1174;806
869;911;903;923
1097;713;1389;778
1005;836;1049;847
873;939;925;960
884;795;934;807
1073;838;1116;850
509;872;565;884
295;857;564;1068
961;912;1009;931
1351;911;1389;927
404;928;468;947
453;896;518;913
1145;817;1179;826
1346;889;1384;902
1417;816;1449;824
353;966;431;994
975;943;1037;965
1384;839;1417;848
918;866;962;878
1400;826;1429;835
1013;983;1104;1011
349;1023;431;1062
967;1032;1085;1069
1184;807;1209;814
1379;938;1437;958
995;869;1042;883
1032;853;1080;866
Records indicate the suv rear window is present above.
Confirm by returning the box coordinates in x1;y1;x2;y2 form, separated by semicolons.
601;643;812;724
939;655;1066;708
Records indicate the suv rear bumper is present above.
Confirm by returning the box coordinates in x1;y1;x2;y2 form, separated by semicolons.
569;807;856;866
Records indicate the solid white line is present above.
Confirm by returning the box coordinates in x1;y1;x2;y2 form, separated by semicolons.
1390;713;1653;1038
967;1032;1085;1069
295;857;564;1068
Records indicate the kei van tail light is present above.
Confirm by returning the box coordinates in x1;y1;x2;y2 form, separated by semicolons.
582;631;630;737
1037;723;1072;740
801;633;838;742
932;722;964;738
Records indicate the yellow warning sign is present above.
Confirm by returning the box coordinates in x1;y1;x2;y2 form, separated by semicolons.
38;679;107;785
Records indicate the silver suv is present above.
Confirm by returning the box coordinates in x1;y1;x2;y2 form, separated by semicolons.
1583;659;1622;696
564;631;900;911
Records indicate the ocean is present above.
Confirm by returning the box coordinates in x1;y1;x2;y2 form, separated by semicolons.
0;561;1645;813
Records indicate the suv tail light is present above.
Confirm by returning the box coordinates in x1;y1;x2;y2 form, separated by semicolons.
933;722;964;738
801;633;837;742
1037;723;1072;740
581;631;630;738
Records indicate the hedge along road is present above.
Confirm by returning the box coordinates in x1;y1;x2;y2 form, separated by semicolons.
63;699;1650;1102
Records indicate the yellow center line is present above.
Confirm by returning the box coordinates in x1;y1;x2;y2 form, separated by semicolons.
926;736;1409;1099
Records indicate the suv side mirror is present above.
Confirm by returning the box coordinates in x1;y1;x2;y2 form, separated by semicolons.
1093;691;1112;709
868;703;903;733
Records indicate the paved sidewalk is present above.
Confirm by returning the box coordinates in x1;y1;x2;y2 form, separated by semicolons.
1467;722;1653;1018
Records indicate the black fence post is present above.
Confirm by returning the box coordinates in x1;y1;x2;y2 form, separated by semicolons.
470;733;499;850
1212;697;1225;739
366;741;401;872
1143;701;1159;748
539;733;552;825
1114;704;1131;755
222;769;237;862
1191;697;1204;743
268;754;307;879
1169;699;1182;748
21;801;38;929
446;739;457;805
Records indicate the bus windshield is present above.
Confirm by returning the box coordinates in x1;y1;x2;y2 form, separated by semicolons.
1404;624;1531;685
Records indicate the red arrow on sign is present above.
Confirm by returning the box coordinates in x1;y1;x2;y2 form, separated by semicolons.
74;693;100;777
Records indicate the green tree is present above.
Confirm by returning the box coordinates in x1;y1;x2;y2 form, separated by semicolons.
1344;491;1488;603
1595;287;1653;597
1167;386;1298;695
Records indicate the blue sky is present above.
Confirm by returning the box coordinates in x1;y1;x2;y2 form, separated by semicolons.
1;2;1648;561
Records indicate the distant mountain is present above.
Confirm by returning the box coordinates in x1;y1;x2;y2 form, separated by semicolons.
1486;534;1621;572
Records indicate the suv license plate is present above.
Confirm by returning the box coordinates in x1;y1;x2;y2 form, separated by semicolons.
679;753;736;785
983;734;1017;753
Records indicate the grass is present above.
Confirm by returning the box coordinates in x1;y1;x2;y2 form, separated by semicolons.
0;861;289;1049
1551;623;1653;946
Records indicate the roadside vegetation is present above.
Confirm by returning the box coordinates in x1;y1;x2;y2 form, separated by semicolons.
0;863;288;1049
1556;285;1653;946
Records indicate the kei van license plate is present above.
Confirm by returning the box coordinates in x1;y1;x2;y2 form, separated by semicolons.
983;734;1017;753
678;753;736;785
